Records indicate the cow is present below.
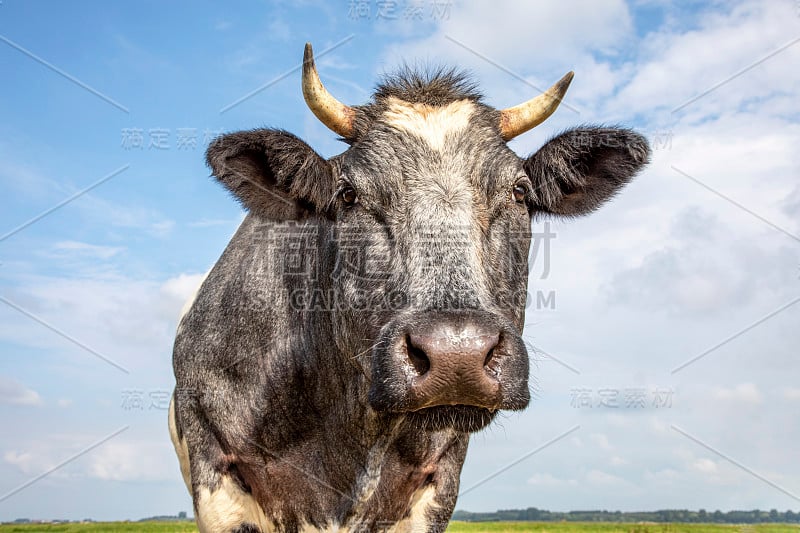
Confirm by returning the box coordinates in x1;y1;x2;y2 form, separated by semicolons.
169;43;650;533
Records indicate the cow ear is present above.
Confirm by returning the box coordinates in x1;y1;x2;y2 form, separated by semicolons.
206;129;334;220
523;127;650;216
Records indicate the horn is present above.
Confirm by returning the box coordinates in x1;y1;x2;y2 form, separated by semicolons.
499;72;574;141
302;43;355;138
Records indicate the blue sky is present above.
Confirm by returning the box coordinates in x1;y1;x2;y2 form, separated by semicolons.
1;0;799;522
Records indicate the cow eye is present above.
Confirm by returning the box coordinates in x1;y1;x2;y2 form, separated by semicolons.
341;186;358;205
512;181;529;203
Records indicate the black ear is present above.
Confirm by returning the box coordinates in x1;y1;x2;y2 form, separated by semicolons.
205;129;334;220
523;127;650;216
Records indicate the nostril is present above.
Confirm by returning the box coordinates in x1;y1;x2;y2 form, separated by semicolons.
483;334;501;375
406;334;431;375
483;346;495;368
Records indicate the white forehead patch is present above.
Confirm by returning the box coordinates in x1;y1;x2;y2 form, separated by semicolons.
382;97;475;151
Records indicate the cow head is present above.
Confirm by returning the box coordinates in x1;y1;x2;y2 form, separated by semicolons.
206;44;649;433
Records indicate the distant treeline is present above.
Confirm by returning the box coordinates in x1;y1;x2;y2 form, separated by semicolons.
451;508;800;524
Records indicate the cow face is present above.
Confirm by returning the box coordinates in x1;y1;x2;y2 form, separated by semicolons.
328;97;534;432
205;46;650;433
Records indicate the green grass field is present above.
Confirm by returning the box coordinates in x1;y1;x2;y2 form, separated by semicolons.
0;522;197;533
0;522;798;533
447;523;800;533
0;523;198;532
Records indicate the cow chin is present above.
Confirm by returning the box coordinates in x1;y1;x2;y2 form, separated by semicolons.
369;390;531;433
405;405;498;433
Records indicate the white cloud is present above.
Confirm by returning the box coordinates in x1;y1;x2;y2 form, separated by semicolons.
610;1;800;119
783;387;800;401
3;432;175;482
604;204;797;316
590;433;613;451
69;193;175;238
0;155;59;200
692;458;718;474
160;272;208;311
527;472;578;487
385;0;634;73
644;468;680;483
0;154;174;241
0;377;43;406
610;456;629;467
604;413;635;429
586;469;628;486
266;18;291;42
187;217;239;228
648;418;670;435
88;440;176;482
783;187;800;219
4;450;39;474
50;241;125;260
0;271;207;374
712;383;763;404
149;219;175;237
3;434;87;476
